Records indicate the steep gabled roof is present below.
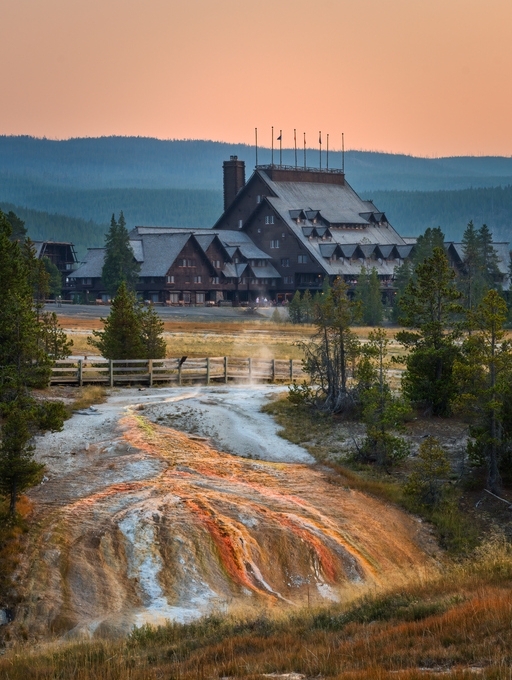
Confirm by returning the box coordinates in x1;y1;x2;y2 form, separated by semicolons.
69;249;105;279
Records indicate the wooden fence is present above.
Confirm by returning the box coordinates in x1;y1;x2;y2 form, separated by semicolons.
50;357;307;387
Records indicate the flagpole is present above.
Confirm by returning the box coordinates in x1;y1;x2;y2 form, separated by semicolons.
255;128;258;167
342;132;345;173
279;129;282;166
294;129;297;168
271;126;274;167
326;133;329;170
319;131;322;170
303;132;306;169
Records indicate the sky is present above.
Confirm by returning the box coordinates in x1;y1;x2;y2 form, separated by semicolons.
2;0;512;157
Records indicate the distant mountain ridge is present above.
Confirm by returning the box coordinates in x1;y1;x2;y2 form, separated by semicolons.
2;135;512;192
1;136;512;249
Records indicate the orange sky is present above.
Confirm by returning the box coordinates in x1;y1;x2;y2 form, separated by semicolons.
2;0;511;157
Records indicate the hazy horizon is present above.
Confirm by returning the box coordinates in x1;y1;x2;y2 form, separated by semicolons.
2;0;511;158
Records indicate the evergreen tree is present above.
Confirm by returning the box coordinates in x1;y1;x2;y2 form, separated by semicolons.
397;247;464;416
302;289;314;323
101;212;140;297
404;437;450;508
88;282;145;359
140;305;167;359
357;328;410;468
453;290;512;493
458;222;501;312
412;226;445;267
356;266;383;326
0;211;66;515
391;259;414;323
42;257;62;297
5;210;27;241
301;278;361;413
478;224;501;287
288;290;303;324
39;311;73;359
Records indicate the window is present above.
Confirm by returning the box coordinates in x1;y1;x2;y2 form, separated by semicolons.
256;195;261;203
257;228;261;233
196;293;205;303
284;276;294;284
281;258;290;267
166;275;175;284
183;292;191;304
265;215;275;225
238;219;243;229
169;292;179;303
270;239;280;249
281;233;285;238
82;278;92;285
193;275;202;283
298;255;308;264
180;258;196;267
212;259;221;268
211;276;220;284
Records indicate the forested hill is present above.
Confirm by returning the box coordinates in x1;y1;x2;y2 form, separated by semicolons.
2;135;512;192
0;202;107;259
367;185;512;243
2;136;512;249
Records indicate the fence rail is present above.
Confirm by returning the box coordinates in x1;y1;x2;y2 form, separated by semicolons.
50;357;307;386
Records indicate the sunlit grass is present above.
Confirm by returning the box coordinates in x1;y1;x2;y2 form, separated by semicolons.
3;534;512;677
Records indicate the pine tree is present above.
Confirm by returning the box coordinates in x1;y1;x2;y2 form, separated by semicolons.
42;257;62;297
412;227;445;267
302;289;314;323
88;282;145;359
288;290;303;324
356;266;383;326
397;247;464;416
140;305;167;359
357;328;410;468
404;437;450;508
301;278;361;413
101;212;140;297
39;311;73;359
0;211;66;515
5;210;27;241
453;289;512;493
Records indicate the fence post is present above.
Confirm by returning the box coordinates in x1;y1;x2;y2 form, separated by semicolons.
290;359;293;382
206;357;210;385
178;359;182;386
109;360;114;387
78;359;83;387
248;357;252;383
148;360;153;387
271;359;275;383
224;357;228;384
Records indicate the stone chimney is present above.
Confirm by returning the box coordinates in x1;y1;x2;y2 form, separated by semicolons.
223;156;245;211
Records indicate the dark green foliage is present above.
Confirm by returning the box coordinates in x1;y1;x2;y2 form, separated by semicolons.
412;226;445;266
5;210;26;241
88;282;145;360
458;221;501;311
453;290;512;492
288;290;303;324
355;266;383;326
39;311;73;359
42;257;62;297
357;328;410;467
391;259;413;323
0;210;66;515
301;279;361;413
102;212;140;297
404;437;451;508
140;306;167;360
397;247;464;416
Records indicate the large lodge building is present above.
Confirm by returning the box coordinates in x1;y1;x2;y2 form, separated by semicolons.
67;158;511;304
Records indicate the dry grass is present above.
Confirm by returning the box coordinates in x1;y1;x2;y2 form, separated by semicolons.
2;535;512;678
70;385;108;411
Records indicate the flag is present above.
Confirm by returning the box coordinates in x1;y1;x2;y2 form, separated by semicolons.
319;133;322;144
277;134;282;141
